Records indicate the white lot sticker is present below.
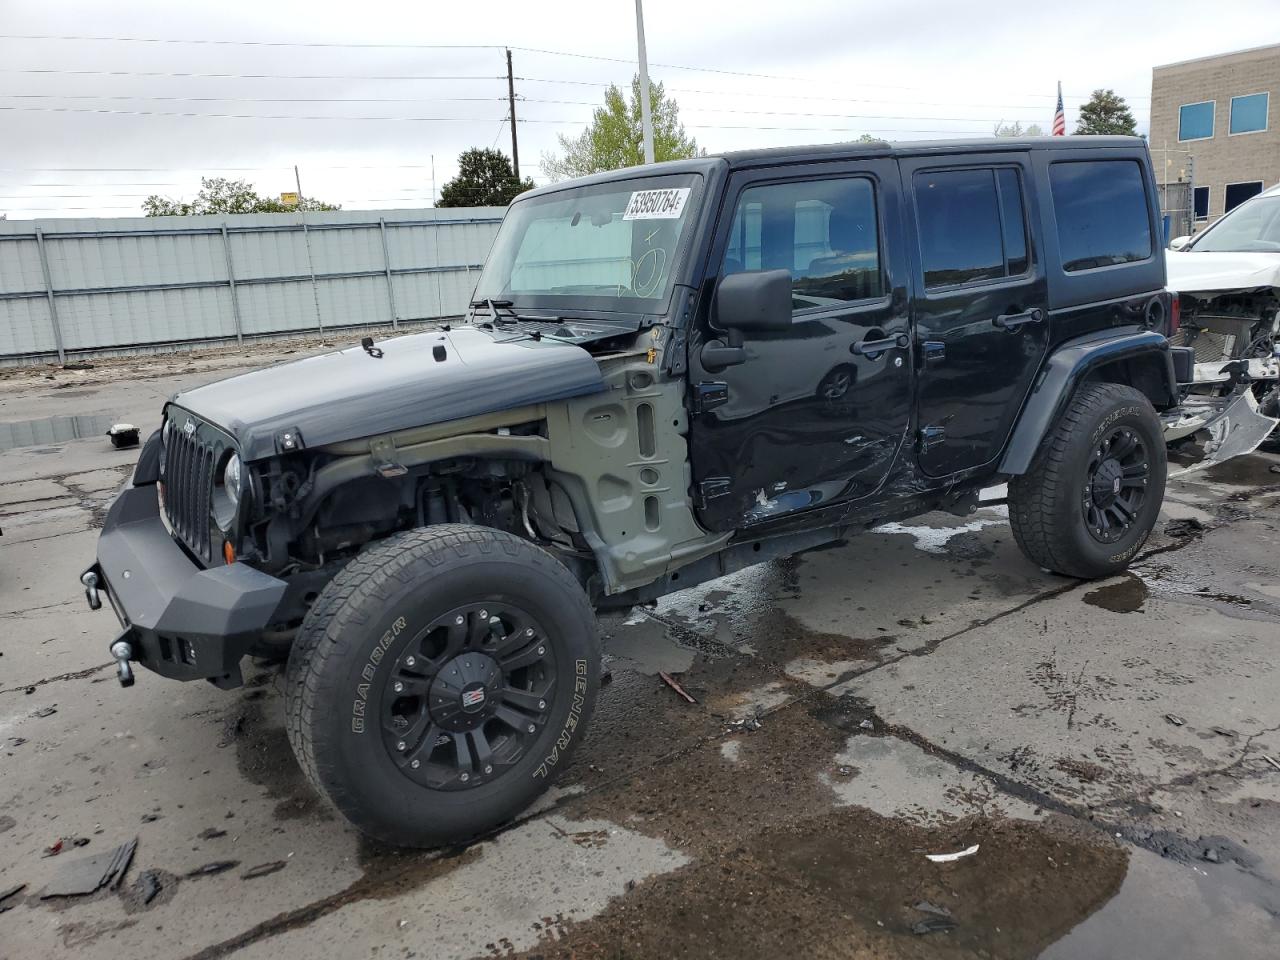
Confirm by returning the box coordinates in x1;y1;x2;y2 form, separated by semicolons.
623;187;691;220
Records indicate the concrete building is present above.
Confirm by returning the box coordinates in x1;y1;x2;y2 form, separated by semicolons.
1149;43;1280;233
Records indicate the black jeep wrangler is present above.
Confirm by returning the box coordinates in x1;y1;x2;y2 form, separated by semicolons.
85;136;1185;846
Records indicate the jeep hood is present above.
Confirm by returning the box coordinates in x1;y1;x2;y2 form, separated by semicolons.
1166;250;1280;295
171;326;606;461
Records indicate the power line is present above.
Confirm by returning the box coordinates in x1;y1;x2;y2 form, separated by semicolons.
0;33;1152;99
0;93;1066;125
0;104;1025;132
0;66;1151;103
0;68;506;81
0;93;511;104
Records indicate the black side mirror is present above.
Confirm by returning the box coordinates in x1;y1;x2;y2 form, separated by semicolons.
714;269;793;332
702;269;793;369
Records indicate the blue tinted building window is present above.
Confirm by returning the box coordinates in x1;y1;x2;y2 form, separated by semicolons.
1193;185;1209;221
1230;93;1269;134
1225;181;1264;213
1179;101;1215;141
1049;160;1152;272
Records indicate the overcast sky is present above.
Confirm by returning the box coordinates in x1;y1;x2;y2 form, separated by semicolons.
0;0;1275;220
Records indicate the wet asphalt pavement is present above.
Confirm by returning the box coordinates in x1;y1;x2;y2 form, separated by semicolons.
1;346;1279;959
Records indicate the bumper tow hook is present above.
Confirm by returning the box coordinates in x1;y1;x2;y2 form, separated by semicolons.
110;639;135;688
81;570;102;611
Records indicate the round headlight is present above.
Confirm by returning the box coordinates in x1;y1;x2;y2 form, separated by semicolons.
223;454;242;507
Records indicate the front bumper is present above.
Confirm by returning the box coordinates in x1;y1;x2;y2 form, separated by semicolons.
83;482;287;687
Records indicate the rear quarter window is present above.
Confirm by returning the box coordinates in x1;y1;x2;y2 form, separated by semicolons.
1049;160;1152;272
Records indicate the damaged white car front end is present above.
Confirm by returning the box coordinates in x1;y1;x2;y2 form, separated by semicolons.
1164;185;1280;472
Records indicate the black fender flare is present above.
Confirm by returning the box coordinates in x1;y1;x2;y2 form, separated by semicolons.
999;326;1176;476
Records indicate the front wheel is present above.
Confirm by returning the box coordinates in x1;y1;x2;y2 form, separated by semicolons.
1009;382;1167;579
285;525;600;847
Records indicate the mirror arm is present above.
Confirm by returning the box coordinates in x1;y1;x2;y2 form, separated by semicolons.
700;325;747;370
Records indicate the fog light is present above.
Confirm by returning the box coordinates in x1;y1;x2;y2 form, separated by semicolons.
223;541;236;565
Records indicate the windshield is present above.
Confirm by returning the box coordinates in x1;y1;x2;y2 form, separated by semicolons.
1192;195;1280;253
473;172;702;313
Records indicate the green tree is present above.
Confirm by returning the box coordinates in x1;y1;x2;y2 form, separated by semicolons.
437;148;535;207
541;75;701;180
142;177;339;216
1074;90;1137;136
994;121;1045;137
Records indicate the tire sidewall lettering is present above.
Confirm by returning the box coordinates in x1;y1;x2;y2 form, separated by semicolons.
534;659;588;779
351;615;408;734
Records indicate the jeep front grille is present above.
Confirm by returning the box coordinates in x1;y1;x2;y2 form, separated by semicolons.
163;427;215;564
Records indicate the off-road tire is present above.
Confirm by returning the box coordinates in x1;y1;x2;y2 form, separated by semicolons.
1009;383;1166;579
285;524;600;847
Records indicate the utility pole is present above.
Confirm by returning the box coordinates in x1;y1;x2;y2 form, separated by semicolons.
506;49;520;179
634;0;655;165
294;165;303;205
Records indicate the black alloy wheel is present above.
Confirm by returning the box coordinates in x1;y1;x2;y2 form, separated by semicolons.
382;602;555;791
1083;426;1150;544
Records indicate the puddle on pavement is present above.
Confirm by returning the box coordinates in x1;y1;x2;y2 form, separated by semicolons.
1043;847;1280;960
1083;567;1266;618
0;414;118;452
1083;573;1149;614
529;695;1129;959
1200;453;1280;488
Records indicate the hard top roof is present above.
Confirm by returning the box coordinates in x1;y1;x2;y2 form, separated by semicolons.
521;136;1148;199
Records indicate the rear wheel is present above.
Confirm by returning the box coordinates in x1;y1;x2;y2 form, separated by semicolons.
1009;382;1166;579
285;524;600;847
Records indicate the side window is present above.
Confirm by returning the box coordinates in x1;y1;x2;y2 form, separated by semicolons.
722;177;882;312
1049;160;1152;272
915;167;1029;289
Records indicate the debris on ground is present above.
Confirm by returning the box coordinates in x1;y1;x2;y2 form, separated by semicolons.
241;861;288;880
197;828;228;840
133;870;163;906
1202;848;1222;864
107;424;141;449
912;917;959;935
1164;517;1207;537
61;361;95;371
41;837;136;898
1270;465;1280;474
658;671;697;704
1211;726;1237;738
1259;755;1280;772
31;706;57;718
926;844;980;863
185;860;240;879
42;839;64;858
0;884;25;914
140;813;162;823
913;900;953;918
1165;714;1186;726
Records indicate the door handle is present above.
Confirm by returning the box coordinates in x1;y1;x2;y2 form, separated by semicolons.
851;332;909;356
993;308;1044;331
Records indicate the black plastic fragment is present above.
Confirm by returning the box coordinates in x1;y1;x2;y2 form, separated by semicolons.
134;870;163;905
41;837;136;898
0;884;25;913
185;860;240;879
241;861;288;880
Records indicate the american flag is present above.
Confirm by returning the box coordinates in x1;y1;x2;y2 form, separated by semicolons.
1052;82;1066;136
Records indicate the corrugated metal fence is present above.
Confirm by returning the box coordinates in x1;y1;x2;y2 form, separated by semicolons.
0;207;504;364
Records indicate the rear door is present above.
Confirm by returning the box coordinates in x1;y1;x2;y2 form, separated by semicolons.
902;154;1049;476
688;159;913;532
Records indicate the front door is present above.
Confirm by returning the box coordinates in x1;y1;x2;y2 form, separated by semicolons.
688;161;913;533
902;155;1049;476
